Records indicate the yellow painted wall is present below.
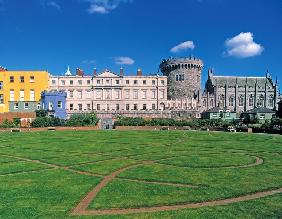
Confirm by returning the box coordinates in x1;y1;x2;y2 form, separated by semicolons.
0;73;4;112
0;71;49;113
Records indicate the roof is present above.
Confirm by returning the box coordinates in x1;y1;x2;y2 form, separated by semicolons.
244;107;275;114
203;107;235;113
210;75;274;87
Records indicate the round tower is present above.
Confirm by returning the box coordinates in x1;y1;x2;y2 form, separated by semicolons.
159;57;204;100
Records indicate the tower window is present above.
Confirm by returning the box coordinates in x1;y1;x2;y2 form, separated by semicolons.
176;75;184;82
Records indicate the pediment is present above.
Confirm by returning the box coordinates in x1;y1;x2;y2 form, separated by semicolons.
97;70;119;78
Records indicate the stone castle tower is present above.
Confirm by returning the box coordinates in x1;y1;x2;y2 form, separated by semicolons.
159;57;204;101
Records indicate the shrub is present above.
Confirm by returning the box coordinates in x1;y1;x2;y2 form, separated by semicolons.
66;113;99;127
31;117;66;128
0;119;17;128
35;110;47;118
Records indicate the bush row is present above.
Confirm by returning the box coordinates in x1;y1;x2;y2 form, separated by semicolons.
31;113;99;128
114;116;239;128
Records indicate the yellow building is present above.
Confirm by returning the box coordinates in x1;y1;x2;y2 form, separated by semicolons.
0;68;49;113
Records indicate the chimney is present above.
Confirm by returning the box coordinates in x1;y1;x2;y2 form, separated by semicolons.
76;68;84;77
120;67;124;77
0;66;7;72
93;68;97;76
137;68;142;76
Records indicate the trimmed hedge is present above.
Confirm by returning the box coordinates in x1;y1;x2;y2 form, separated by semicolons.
114;117;239;129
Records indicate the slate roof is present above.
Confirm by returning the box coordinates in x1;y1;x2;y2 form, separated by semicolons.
244;107;275;114
210;76;274;87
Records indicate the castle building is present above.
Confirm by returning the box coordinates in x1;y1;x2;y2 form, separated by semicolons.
159;57;203;102
202;69;280;114
0;67;49;113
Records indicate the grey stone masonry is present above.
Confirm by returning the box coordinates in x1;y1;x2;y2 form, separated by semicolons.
159;57;203;101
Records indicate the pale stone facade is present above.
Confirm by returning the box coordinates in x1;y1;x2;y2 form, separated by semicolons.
49;69;168;115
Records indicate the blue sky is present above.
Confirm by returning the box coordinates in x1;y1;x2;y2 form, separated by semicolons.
0;0;281;85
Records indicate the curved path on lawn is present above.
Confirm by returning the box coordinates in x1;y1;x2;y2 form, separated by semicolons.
70;156;277;216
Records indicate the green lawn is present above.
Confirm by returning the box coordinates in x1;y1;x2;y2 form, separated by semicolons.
0;130;281;218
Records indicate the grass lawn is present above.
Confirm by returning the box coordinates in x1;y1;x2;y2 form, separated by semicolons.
0;130;281;218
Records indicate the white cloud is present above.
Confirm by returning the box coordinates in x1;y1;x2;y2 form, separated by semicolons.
47;1;61;10
225;32;264;58
86;0;133;14
114;57;135;65
170;41;195;53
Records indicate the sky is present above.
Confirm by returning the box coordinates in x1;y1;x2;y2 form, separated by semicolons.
0;0;282;86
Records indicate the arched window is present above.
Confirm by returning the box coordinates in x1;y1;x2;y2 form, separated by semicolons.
203;99;207;107
268;95;274;107
239;95;244;107
257;94;264;107
219;94;225;106
229;95;235;107
249;95;254;107
210;99;214;107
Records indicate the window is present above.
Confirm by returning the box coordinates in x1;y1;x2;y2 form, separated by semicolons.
87;80;91;85
106;80;110;84
226;111;230;117
37;103;41;110
0;94;3;104
125;90;130;99
52;80;56;85
143;80;146;85
212;113;217;117
70;104;74;111
239;95;244;107
10;89;14;101
70;80;73;85
10;76;14;83
77;90;82;99
105;90;111;99
126;80;130;85
126;104;130;111
160;90;164;99
257;94;264;107
116;104;120;111
97;80;101;85
249;95;254;107
142;90;147;99
107;104;110;111
78;104;82;111
58;101;62;108
176;75;184;82
97;104;100;110
152;104;156;110
210;99;214;107
87;104;91;111
268;95;274;107
161;80;165;85
0;81;3;89
229;95;234;107
133;90;138;99
152;80;156;85
30;76;35;83
143;104;147;110
116;80;120;85
14;102;19;110
20;76;24;83
152;90;156;99
61;80;65;85
86;91;91;99
78;80;82;85
24;102;29;110
30;90;35;101
69;90;74;98
20;90;24;101
96;90;102;99
260;114;265;119
134;80;138;85
134;104;138;110
115;90;120;99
